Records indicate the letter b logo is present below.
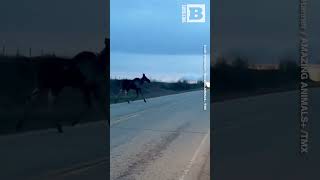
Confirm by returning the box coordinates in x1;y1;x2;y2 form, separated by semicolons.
189;7;203;20
182;4;206;23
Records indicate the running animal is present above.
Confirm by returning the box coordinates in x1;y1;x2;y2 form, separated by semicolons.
116;74;151;103
16;40;108;133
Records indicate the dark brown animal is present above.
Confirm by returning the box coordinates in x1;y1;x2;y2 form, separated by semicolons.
16;39;109;133
116;74;151;103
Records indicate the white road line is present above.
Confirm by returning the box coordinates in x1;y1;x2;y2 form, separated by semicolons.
179;131;210;180
111;114;139;126
0;121;106;138
110;101;180;126
32;158;107;180
52;160;106;178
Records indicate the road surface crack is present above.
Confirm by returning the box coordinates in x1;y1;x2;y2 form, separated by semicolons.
115;122;191;180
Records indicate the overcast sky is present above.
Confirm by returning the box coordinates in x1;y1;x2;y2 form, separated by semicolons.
0;0;108;57
1;0;318;63
309;0;320;64
212;0;319;64
110;0;210;81
110;0;320;81
111;0;210;55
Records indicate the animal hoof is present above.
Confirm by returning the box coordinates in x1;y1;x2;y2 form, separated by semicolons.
16;123;22;131
56;124;63;133
71;121;79;126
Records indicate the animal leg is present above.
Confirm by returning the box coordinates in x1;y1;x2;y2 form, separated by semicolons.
125;90;130;104
115;89;123;103
139;89;147;103
16;88;41;131
133;89;139;101
84;88;93;108
93;84;100;101
47;90;55;111
48;90;63;133
72;87;92;126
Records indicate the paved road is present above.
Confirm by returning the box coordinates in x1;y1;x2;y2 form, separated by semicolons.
3;88;318;180
0;90;209;180
212;88;320;180
0;121;108;180
110;90;210;180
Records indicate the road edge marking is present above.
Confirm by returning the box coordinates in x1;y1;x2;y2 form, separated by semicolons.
179;130;210;180
31;158;107;180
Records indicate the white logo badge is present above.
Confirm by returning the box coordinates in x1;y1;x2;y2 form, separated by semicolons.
182;4;206;23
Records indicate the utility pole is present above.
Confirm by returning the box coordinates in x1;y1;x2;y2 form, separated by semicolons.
29;48;32;57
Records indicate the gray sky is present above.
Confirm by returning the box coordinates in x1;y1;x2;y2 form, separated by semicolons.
1;0;318;63
309;0;320;64
110;0;320;81
0;0;108;57
212;0;319;64
110;0;210;81
111;0;210;55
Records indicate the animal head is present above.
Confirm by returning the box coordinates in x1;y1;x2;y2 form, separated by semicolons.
142;73;151;83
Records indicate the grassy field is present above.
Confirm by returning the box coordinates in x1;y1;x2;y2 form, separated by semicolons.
2;55;318;134
211;57;320;102
0;56;201;134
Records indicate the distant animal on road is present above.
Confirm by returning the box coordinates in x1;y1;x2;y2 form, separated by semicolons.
116;74;151;103
16;39;109;133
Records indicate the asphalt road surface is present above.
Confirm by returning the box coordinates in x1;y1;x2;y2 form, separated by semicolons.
110;90;210;180
2;88;319;180
0;121;108;180
213;88;320;180
0;90;209;180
